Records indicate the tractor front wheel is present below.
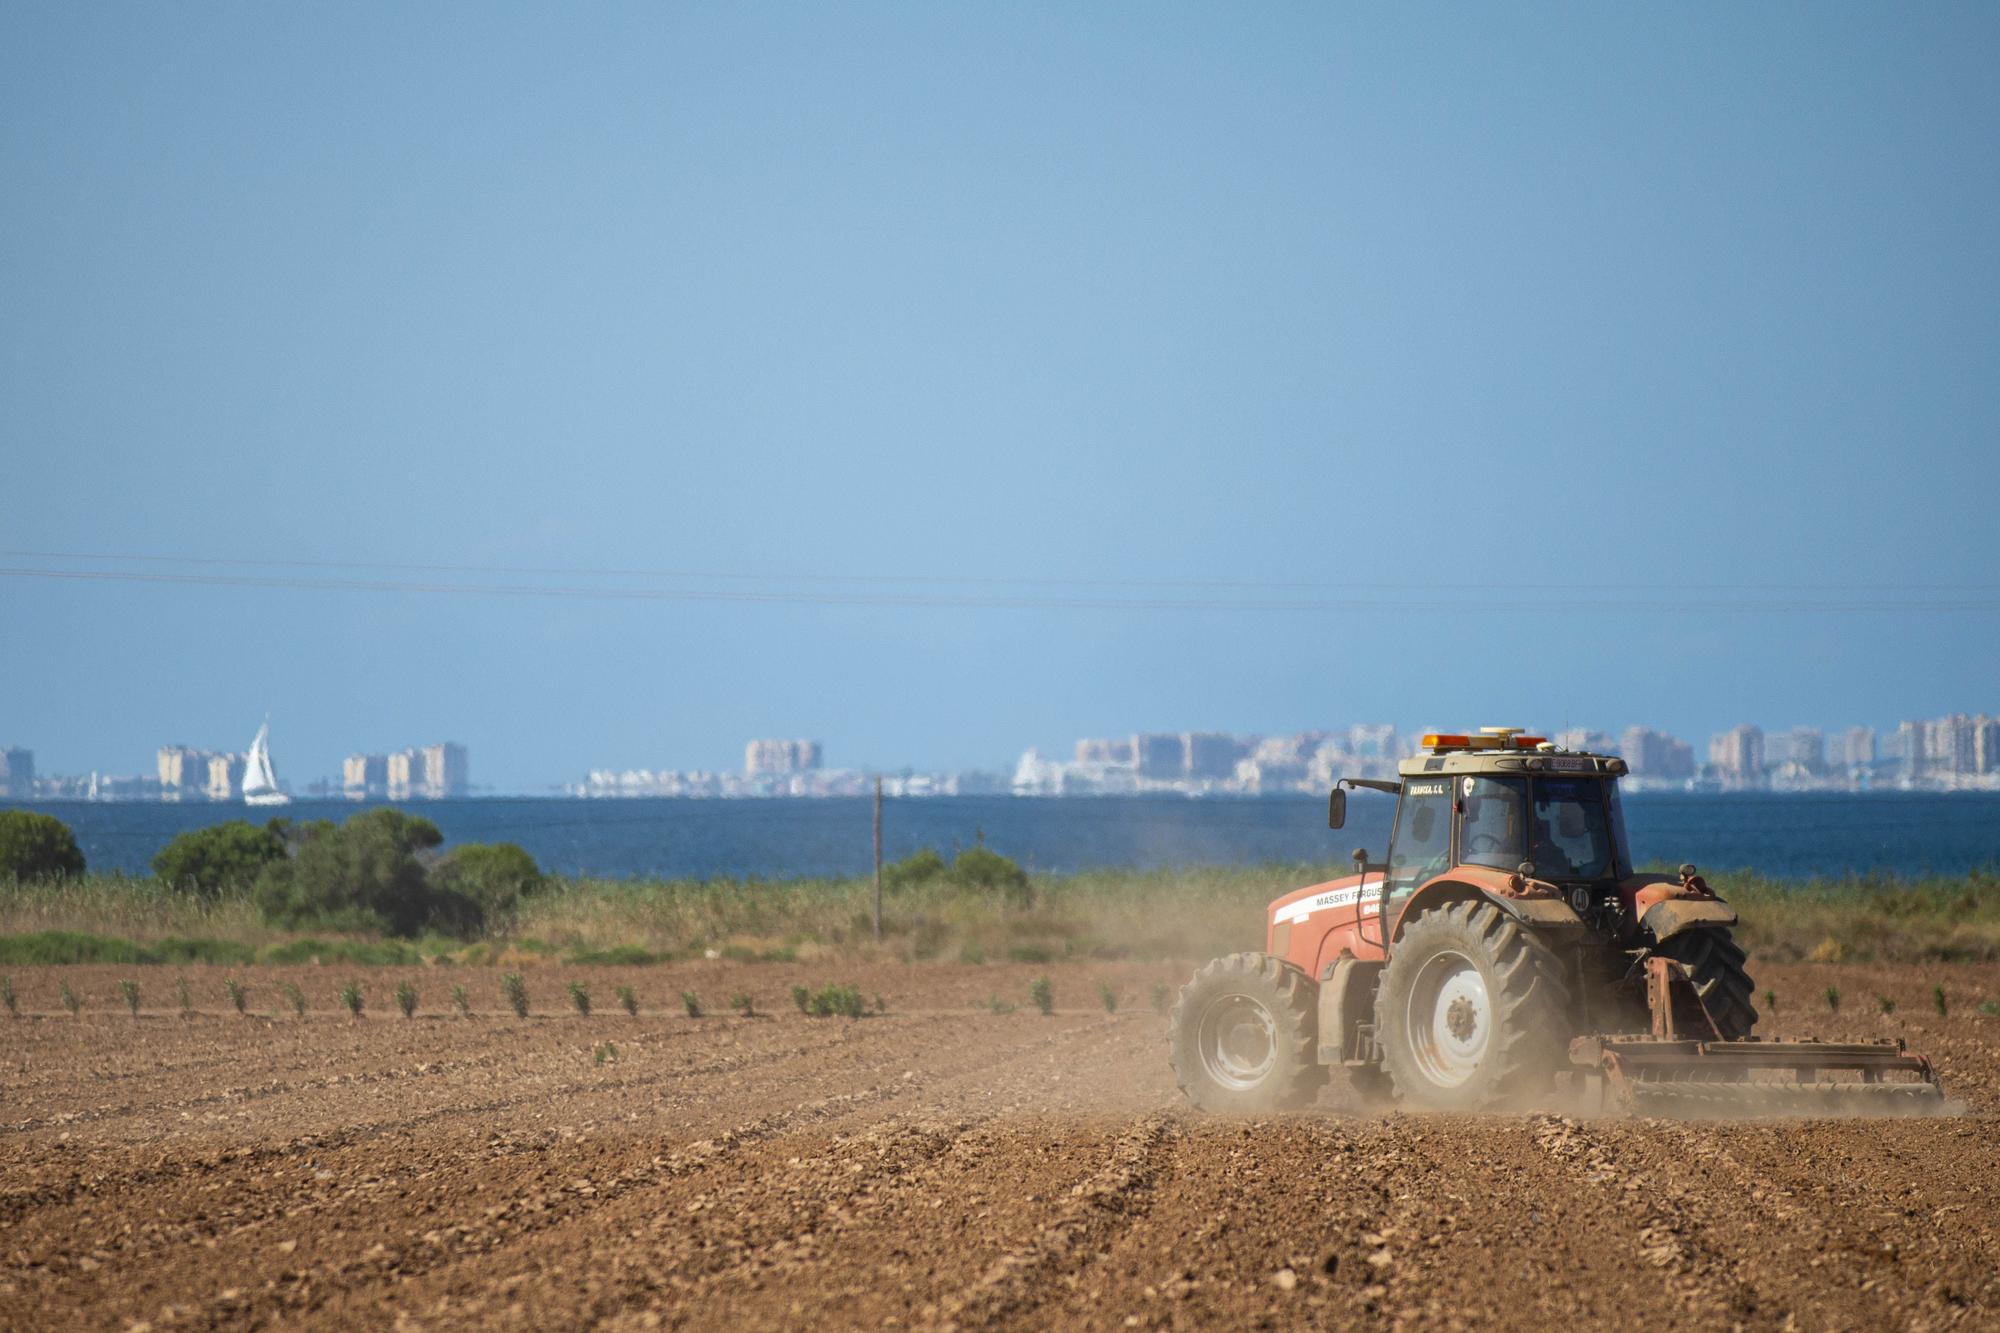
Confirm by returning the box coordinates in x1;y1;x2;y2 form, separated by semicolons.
1169;953;1325;1113
1375;900;1570;1111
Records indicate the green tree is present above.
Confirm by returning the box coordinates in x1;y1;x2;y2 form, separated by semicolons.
0;810;85;882
151;820;287;897
882;847;948;891
431;842;545;922
253;807;477;938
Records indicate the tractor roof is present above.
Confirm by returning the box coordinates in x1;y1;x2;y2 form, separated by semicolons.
1396;728;1629;779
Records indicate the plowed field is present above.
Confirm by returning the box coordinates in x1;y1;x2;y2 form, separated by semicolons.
3;960;1998;1330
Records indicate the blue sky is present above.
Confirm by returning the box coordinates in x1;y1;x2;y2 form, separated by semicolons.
3;4;1997;790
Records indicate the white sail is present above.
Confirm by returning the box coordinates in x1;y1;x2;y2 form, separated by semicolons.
243;720;291;805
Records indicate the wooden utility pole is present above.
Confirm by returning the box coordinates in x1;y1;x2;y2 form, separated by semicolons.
872;775;884;943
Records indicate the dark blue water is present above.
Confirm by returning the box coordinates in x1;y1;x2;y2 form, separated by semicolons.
12;793;2000;881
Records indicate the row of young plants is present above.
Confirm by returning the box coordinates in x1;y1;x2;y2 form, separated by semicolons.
0;973;886;1021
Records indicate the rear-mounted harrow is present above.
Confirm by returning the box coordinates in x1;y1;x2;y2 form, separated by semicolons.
1567;958;1949;1117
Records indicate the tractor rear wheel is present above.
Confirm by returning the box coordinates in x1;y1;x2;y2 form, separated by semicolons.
1654;928;1758;1040
1376;900;1570;1111
1169;952;1325;1113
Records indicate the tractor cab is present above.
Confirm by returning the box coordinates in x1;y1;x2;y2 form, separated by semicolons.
1331;728;1636;930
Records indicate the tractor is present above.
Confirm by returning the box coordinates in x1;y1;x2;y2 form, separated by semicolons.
1169;728;1945;1116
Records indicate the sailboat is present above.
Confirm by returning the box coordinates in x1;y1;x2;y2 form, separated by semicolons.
243;720;291;806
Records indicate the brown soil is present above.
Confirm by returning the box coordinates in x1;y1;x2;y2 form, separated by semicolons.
2;959;1998;1330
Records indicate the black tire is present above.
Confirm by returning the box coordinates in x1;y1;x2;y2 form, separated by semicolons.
1375;899;1571;1111
1653;928;1758;1040
1169;952;1326;1113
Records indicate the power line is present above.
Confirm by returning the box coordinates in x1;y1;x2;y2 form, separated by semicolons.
2;565;1996;614
4;547;1996;596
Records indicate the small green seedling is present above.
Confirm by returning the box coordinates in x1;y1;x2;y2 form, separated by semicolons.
1824;986;1841;1014
339;981;364;1018
119;979;141;1017
176;977;194;1018
1763;989;1777;1015
1030;976;1054;1017
1980;999;2000;1017
1150;982;1171;1016
1877;995;1896;1015
617;984;639;1017
225;978;248;1016
985;995;1017;1015
395;980;418;1019
1;976;15;1018
1097;982;1118;1015
60;981;82;1018
729;991;753;1017
452;983;470;1017
791;985;810;1014
568;980;592;1016
680;991;703;1018
502;973;529;1018
807;984;865;1018
1933;984;1948;1018
281;980;306;1018
593;1040;619;1065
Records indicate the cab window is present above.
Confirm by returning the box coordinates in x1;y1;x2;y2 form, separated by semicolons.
1458;775;1527;870
1388;780;1452;896
1529;777;1618;880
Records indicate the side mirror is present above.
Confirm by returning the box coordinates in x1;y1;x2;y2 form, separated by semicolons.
1327;787;1347;829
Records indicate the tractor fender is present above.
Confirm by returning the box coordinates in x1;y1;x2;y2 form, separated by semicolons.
1391;876;1587;940
1641;897;1739;941
1315;954;1383;1066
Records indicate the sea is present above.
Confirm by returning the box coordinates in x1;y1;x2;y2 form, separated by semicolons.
13;793;2000;883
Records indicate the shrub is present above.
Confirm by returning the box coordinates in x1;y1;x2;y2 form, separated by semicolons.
59;980;81;1017
568;980;592;1015
985;995;1017;1014
119;979;141;1016
151;821;285;898
281;980;306;1018
1030;976;1054;1016
253;808;477;939
680;990;703;1018
1764;989;1777;1015
395;980;418;1019
339;981;364;1018
874;993;886;1015
176;977;193;1017
1934;984;1948;1018
617;984;639;1017
730;991;753;1017
1877;995;1896;1015
452;983;470;1017
1150;982;1171;1016
1981;999;2000;1017
502;972;529;1018
432;842;545;924
1;975;15;1018
1097;981;1118;1014
1825;986;1841;1013
791;985;810;1014
882;848;948;891
951;846;1032;906
225;978;248;1015
0;810;85;882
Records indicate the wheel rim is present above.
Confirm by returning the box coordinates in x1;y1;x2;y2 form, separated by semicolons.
1405;950;1491;1089
1196;992;1278;1090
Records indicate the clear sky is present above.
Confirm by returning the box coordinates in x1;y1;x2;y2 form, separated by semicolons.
4;4;1997;791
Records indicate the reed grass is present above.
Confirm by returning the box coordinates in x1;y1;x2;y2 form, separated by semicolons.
3;864;1997;966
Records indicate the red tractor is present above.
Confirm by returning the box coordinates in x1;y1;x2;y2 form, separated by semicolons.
1170;729;1944;1116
